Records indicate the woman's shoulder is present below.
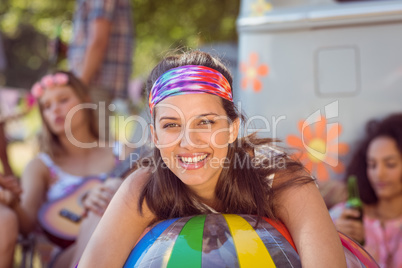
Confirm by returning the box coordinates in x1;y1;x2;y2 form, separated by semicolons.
118;167;155;220
119;167;152;199
125;167;152;185
25;155;50;174
21;156;51;183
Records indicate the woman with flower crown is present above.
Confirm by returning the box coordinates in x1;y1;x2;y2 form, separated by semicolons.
78;51;347;267
0;71;128;267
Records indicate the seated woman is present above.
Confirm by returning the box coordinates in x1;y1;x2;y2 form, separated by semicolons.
0;71;129;267
78;51;347;267
331;113;402;268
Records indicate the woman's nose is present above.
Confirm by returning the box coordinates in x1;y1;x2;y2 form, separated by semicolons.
374;164;386;180
180;130;195;149
50;104;61;114
179;128;202;149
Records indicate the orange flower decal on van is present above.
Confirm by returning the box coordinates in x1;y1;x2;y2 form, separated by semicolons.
240;53;269;92
251;0;273;17
286;117;349;181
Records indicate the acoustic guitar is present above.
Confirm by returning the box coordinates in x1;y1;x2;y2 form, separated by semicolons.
38;150;142;248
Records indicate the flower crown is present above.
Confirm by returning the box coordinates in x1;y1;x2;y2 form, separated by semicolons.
31;73;69;98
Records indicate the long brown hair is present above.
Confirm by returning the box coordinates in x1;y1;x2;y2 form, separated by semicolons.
36;71;98;157
138;51;312;223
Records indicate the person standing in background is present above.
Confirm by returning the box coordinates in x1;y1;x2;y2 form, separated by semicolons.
68;0;134;142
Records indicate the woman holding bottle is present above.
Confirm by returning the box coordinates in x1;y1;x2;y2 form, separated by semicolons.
331;113;402;268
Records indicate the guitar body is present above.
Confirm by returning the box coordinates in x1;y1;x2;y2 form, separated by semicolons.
38;177;103;248
37;148;143;248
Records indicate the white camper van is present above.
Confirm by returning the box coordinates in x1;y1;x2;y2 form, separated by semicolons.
236;0;402;183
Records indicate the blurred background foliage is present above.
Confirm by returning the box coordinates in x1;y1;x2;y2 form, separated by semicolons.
0;0;240;177
0;0;240;88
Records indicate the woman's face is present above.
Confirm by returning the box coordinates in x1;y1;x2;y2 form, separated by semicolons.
367;136;402;200
151;94;239;194
40;85;85;135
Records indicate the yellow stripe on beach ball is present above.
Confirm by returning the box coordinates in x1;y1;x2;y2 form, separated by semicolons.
223;214;276;268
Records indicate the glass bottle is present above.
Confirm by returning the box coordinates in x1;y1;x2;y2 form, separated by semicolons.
345;175;363;222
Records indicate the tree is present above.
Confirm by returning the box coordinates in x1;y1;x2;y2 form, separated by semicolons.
133;0;239;76
0;0;240;86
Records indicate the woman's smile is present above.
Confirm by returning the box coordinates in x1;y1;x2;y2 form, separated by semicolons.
177;153;210;170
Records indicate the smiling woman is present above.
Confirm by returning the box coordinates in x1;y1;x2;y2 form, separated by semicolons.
78;51;348;267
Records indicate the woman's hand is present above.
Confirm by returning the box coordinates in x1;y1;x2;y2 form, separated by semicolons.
83;178;123;215
0;175;22;196
0;186;19;208
335;208;365;244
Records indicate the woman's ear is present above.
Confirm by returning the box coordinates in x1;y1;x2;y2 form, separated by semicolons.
229;118;240;144
150;124;159;148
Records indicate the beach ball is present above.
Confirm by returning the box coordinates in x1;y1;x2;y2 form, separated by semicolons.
124;214;378;268
338;232;379;268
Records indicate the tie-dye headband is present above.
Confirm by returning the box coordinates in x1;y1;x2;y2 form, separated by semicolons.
149;65;233;115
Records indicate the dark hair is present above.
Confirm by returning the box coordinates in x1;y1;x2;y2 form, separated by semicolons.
345;113;402;204
36;70;98;157
138;51;312;224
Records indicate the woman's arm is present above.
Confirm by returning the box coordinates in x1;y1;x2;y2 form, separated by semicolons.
275;176;347;267
78;168;154;267
13;158;48;234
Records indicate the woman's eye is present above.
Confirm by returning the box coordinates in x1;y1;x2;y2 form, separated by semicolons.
200;119;215;125
386;162;397;168
163;123;179;128
60;97;69;103
367;162;376;169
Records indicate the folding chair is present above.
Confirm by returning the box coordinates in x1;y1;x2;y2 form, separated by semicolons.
18;234;35;268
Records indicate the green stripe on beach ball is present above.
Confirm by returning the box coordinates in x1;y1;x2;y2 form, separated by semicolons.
167;215;206;268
